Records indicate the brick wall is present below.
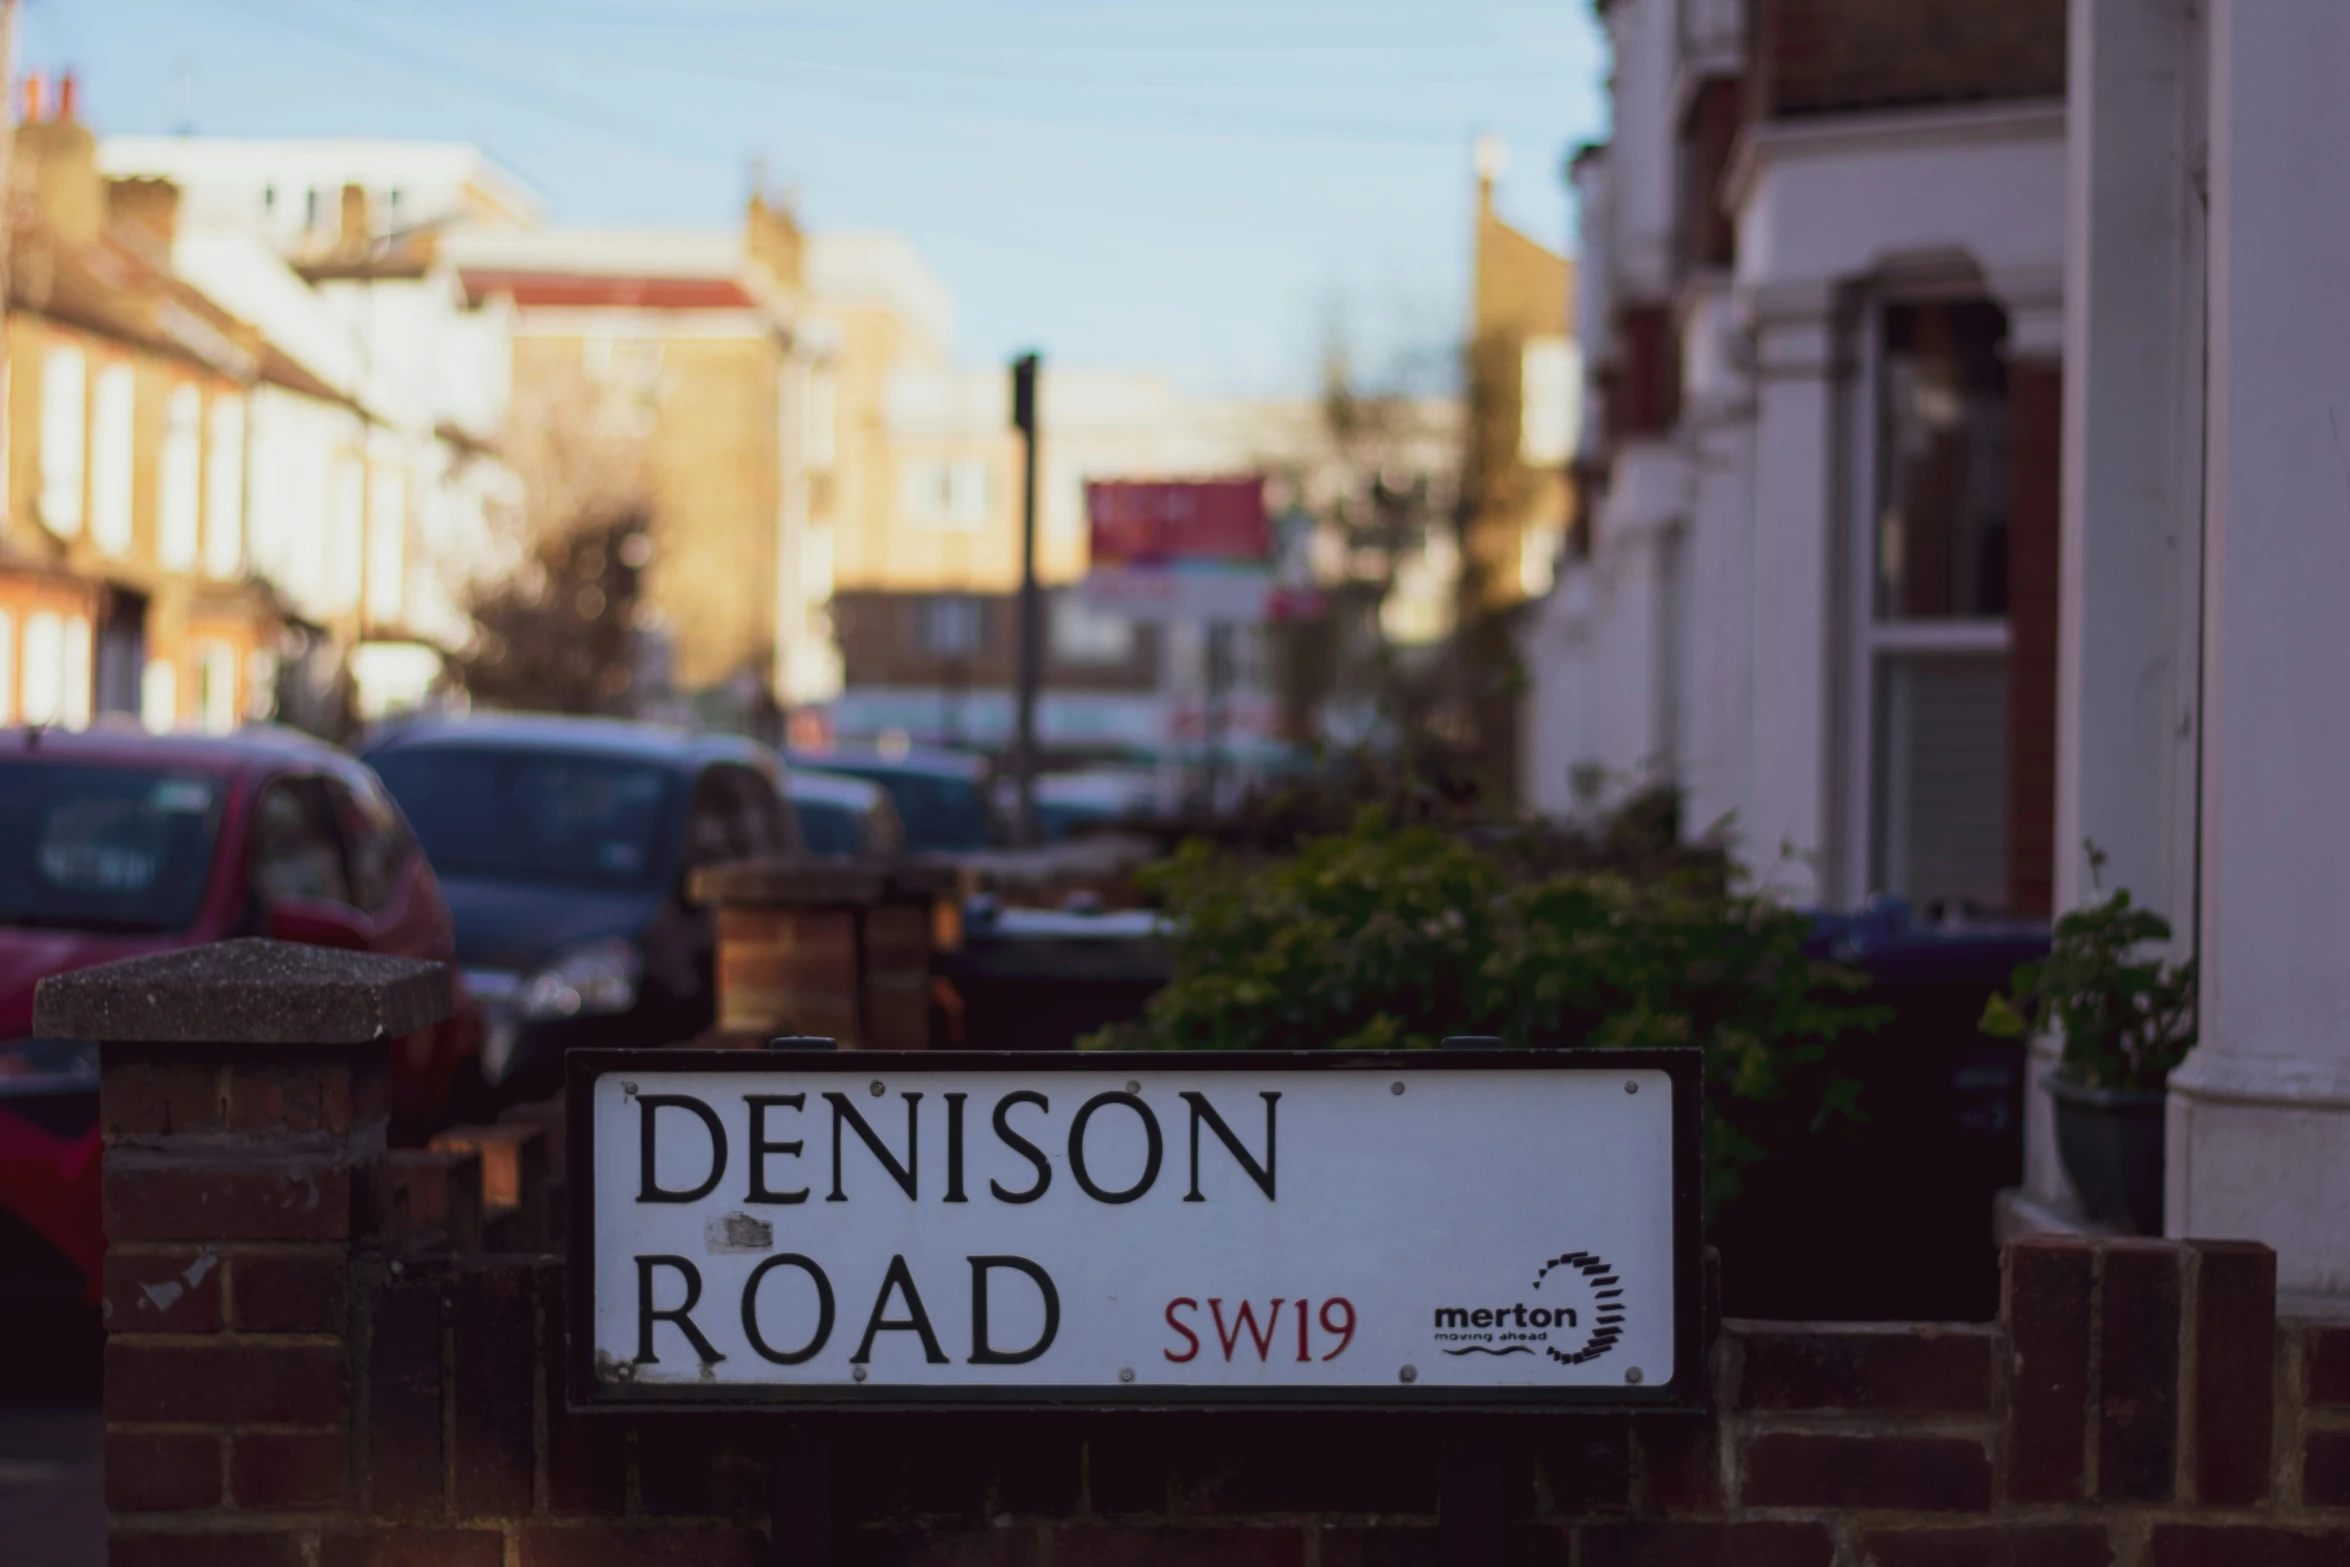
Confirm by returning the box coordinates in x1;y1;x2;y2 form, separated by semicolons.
68;942;2350;1566
1749;0;2066;121
105;1139;2350;1562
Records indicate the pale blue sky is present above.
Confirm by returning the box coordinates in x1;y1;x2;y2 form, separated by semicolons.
42;0;1608;394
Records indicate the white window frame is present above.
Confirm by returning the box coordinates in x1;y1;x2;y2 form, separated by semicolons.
1837;287;2016;912
141;658;179;734
90;362;136;556
62;614;93;728
40;344;85;538
21;611;63;726
205;395;246;579
158;383;203;572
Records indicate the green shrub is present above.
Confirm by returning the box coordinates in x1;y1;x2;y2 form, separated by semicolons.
1084;808;1886;1217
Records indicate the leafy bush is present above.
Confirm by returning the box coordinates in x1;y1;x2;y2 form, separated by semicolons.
1980;887;2196;1093
1084;808;1885;1217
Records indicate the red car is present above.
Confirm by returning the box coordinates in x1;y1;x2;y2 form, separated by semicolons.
0;725;482;1331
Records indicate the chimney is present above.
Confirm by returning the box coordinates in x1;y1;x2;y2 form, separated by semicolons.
16;75;102;245
20;73;42;125
339;181;370;250
57;71;78;122
108;177;181;258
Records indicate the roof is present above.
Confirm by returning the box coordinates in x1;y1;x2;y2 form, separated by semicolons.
783;744;988;782
456;272;757;311
805;231;956;354
13;210;260;382
98;136;546;229
361;711;775;772
0;723;340;775
783;769;890;810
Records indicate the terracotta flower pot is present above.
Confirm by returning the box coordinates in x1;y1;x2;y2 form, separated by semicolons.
2044;1071;2166;1235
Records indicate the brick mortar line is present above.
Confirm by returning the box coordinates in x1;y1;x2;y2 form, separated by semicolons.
109;1330;344;1348
109;1421;346;1435
1734;1413;1998;1439
107;1240;352;1256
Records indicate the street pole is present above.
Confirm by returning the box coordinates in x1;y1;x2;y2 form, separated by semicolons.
1010;351;1041;847
0;0;22;532
1203;621;1229;817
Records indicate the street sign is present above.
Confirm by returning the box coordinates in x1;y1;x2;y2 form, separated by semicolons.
1086;478;1270;568
567;1049;1703;1410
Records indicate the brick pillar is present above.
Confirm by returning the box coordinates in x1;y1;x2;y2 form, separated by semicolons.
690;859;930;1052
33;937;453;1559
865;864;961;1050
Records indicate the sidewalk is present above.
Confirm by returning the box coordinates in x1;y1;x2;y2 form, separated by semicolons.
0;1404;103;1567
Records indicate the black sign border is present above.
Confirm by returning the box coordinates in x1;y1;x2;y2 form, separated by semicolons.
566;1047;1705;1414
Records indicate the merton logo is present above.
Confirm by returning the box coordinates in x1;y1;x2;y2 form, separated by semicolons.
1430;1251;1626;1366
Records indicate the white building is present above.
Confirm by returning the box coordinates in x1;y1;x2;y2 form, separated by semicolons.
1528;0;2067;916
1538;0;2350;1301
98;138;533;721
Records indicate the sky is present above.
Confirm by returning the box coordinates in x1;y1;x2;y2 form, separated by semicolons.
40;0;1610;397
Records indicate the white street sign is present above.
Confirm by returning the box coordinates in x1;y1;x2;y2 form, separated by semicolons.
570;1052;1700;1409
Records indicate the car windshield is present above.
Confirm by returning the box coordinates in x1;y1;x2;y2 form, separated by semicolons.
835;769;992;852
371;748;674;889
0;762;226;934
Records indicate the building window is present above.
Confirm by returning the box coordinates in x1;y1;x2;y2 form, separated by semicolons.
90;363;135;556
918;595;985;660
159;384;203;572
899;457;991;530
1520;335;1579;468
21;612;63;726
141;659;178;733
1862;297;2014;915
1050;589;1133;666
367;468;406;625
205;396;245;578
62;614;93;728
331;455;365;613
40;344;85;537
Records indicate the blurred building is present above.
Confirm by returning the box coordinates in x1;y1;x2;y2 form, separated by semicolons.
0;80;512;735
1523;0;2067;919
96;133;531;728
804;230;1458;774
445;201;820;738
1464;136;1578;610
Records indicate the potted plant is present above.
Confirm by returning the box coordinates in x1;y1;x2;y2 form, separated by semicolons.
1981;880;2196;1235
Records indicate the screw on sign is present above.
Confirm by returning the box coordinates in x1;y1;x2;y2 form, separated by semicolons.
573;1050;1700;1409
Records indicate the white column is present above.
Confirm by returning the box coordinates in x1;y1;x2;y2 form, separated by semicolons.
1589;441;1686;789
2167;0;2350;1298
1679;279;1757;843
2012;0;2209;1225
1743;286;1841;904
2056;0;2205;929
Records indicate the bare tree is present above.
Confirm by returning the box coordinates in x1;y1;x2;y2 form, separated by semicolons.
451;374;660;715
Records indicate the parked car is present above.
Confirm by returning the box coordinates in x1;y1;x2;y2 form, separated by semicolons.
782;744;997;853
786;769;906;859
0;725;482;1352
363;714;800;1103
1005;767;1161;843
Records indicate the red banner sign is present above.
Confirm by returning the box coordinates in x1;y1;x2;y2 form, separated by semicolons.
1086;479;1270;568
